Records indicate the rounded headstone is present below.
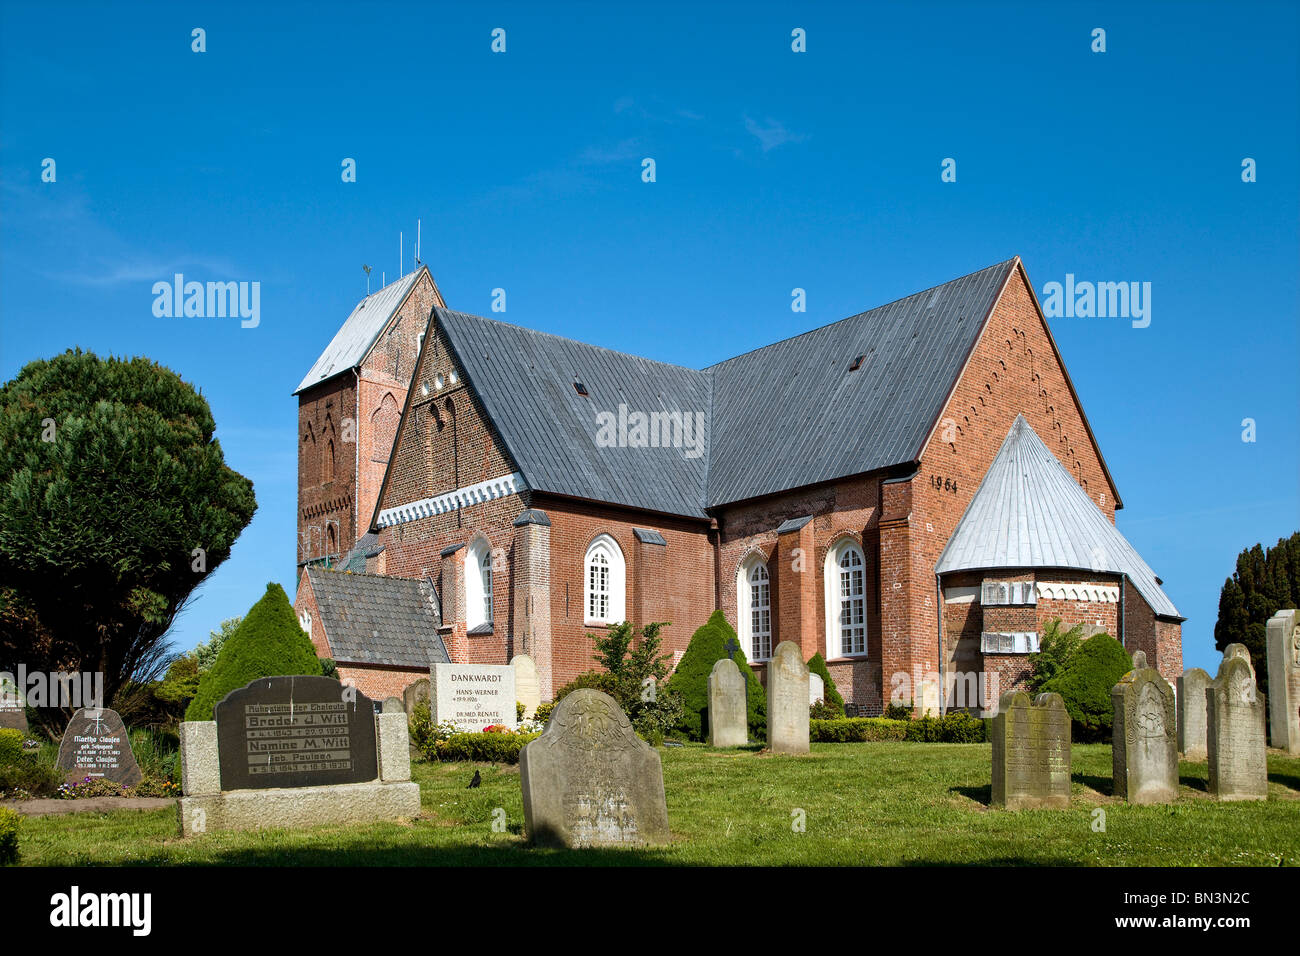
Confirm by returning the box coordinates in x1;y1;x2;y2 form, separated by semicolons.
56;707;143;788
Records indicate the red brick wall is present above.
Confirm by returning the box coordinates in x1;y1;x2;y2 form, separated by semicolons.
903;262;1121;689
297;376;357;565
336;664;427;703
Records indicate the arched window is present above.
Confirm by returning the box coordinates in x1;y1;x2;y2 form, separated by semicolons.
327;523;337;555
465;539;494;628
324;438;335;483
584;534;626;624
825;539;867;658
737;555;772;661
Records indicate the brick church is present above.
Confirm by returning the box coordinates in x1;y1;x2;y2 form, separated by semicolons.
292;257;1183;714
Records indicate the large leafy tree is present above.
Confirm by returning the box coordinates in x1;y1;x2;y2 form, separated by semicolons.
0;349;256;722
1214;532;1300;705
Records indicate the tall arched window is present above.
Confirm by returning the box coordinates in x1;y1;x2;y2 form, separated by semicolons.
825;539;867;658
465;538;494;628
584;534;626;624
737;555;772;661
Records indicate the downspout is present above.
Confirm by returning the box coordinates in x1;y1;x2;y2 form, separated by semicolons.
710;517;721;611
354;367;361;550
936;572;945;716
1119;577;1126;650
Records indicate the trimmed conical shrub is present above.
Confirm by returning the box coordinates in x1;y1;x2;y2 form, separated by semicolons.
184;582;322;721
1039;633;1131;742
806;652;845;716
665;610;765;741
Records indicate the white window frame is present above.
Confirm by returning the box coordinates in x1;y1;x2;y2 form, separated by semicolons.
737;555;773;661
824;539;868;659
465;539;494;628
584;534;626;625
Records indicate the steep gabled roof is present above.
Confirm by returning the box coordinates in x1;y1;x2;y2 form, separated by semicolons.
437;308;713;518
935;415;1180;619
293;267;427;395
706;259;1015;505
305;567;449;668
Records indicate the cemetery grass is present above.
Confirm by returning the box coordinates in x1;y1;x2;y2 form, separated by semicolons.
14;743;1300;866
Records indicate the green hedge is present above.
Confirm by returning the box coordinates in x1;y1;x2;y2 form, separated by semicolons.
810;718;908;742
1040;633;1131;742
0;729;23;764
0;729;62;797
809;712;988;743
0;806;19;865
432;731;541;764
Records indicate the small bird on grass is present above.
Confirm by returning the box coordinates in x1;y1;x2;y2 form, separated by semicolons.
467;770;481;789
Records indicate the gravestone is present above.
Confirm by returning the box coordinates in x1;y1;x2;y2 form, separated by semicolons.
1176;668;1211;761
809;672;825;706
214;675;378;791
1111;658;1178;804
990;691;1071;809
56;708;143;787
519;689;669;847
430;663;516;731
767;641;810;754
1266;609;1300;753
707;658;748;747
1206;647;1268;801
177;674;419;837
382;697;403;713
512;654;541;720
402;678;430;716
0;676;27;732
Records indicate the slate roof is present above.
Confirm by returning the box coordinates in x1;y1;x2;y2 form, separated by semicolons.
432;259;1016;516
305;567;449;668
706;259;1016;505
438;308;713;518
294;268;426;394
935;416;1181;620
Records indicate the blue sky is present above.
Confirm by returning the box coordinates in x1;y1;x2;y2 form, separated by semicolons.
1;1;1296;675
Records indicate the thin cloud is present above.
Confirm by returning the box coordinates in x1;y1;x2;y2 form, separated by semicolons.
744;115;807;152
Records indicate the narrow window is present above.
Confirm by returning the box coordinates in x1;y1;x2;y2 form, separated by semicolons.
749;563;772;660
837;546;866;656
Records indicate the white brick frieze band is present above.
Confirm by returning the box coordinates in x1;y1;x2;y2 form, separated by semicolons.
376;473;527;527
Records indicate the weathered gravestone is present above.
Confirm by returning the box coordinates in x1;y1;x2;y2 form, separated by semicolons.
215;675;378;790
1111;652;1178;804
177;675;418;837
809;672;825;706
767;641;810;754
382;697;403;713
0;676;27;732
430;662;516;731
519;689;669;848
402;677;430;716
1207;646;1268;801
1266;608;1300;754
1177;668;1211;761
707;658;748;747
512;654;541;720
991;691;1071;809
56;707;142;787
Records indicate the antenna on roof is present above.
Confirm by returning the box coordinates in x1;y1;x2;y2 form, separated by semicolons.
362;264;372;295
416;219;421;266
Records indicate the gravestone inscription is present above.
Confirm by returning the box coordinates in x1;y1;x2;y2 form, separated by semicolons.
991;691;1071;809
214;676;378;791
1176;668;1211;761
430;663;516;731
56;707;142;787
0;676;26;732
1206;647;1268;801
1111;660;1178;804
767;641;810;754
519;689;669;848
707;658;748;747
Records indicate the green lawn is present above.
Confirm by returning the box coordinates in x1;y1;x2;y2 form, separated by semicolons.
14;743;1300;866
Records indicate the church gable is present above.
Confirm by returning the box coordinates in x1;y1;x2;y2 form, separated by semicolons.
369;311;523;532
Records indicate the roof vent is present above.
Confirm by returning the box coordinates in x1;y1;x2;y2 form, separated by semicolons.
573;380;589;396
849;354;866;371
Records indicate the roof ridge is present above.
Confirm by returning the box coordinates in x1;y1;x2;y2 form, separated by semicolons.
703;258;1018;371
